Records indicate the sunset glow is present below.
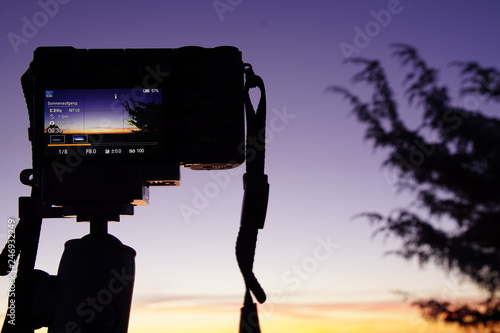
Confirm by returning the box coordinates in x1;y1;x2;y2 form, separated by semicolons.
126;301;461;333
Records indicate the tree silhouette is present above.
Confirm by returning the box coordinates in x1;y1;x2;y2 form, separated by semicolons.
122;98;162;133
330;44;500;332
46;123;62;133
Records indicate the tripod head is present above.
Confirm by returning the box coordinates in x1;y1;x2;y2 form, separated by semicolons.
0;164;145;333
0;166;140;333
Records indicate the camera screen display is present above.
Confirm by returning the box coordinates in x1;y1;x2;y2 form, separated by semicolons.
43;88;163;158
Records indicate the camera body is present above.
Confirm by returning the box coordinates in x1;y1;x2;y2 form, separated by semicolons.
22;46;245;207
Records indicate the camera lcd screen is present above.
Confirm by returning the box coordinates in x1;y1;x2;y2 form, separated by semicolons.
43;88;163;158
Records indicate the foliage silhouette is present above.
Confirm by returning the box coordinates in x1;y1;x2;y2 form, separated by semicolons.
330;44;500;332
46;123;62;133
122;98;162;133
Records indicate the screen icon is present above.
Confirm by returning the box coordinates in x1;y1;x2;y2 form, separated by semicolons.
50;135;65;143
73;135;88;143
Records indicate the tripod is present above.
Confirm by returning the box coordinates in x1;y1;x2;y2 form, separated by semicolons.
0;169;141;333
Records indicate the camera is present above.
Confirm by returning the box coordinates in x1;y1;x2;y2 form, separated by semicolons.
0;47;267;332
22;46;245;207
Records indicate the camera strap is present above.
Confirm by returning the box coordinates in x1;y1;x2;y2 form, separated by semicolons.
236;64;269;333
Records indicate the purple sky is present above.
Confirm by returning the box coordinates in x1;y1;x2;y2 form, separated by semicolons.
1;1;500;332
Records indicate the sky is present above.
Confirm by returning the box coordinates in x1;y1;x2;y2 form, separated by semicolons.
1;1;499;332
44;89;161;133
